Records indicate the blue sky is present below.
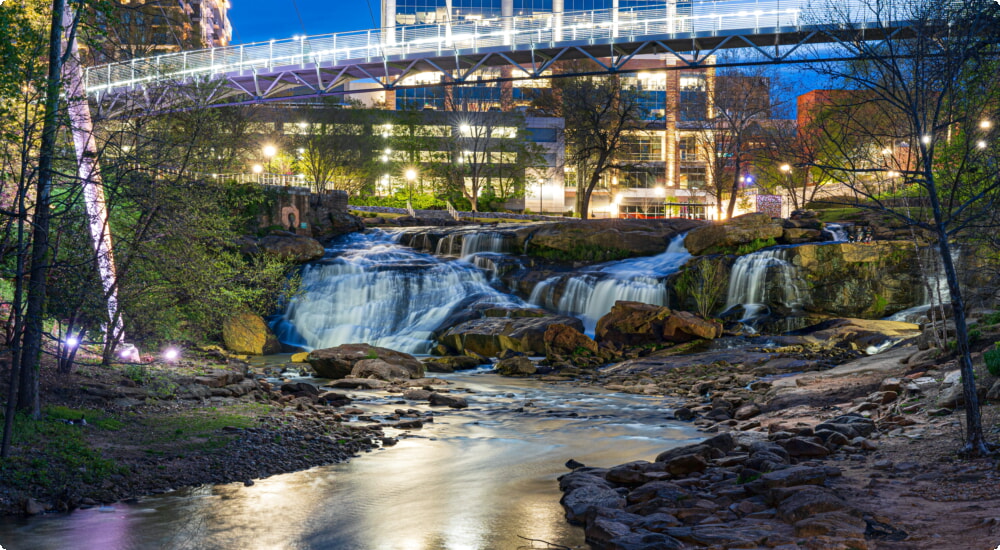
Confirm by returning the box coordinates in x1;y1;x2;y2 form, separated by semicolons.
230;0;380;44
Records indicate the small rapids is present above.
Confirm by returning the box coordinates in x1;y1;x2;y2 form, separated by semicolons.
528;234;692;333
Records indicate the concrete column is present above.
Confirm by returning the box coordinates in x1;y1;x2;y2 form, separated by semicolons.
613;0;619;38
553;0;564;42
382;0;396;44
503;0;514;46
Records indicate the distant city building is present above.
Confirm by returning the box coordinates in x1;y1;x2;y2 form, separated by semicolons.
88;0;232;62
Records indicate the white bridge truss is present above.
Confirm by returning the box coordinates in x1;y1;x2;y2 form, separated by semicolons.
82;0;923;115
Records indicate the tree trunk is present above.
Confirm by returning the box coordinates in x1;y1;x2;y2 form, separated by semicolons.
17;0;69;417
935;230;990;457
726;158;741;220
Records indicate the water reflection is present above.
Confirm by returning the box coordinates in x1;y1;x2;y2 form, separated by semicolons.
0;374;701;550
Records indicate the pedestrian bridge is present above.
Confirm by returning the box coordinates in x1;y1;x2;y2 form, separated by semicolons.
82;0;917;111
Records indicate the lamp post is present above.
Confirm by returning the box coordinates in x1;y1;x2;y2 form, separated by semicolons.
263;144;277;178
251;163;263;184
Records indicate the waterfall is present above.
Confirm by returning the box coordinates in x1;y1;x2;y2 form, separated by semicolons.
724;247;808;322
823;223;849;242
271;230;523;354
886;245;955;323
461;232;516;258
528;234;692;333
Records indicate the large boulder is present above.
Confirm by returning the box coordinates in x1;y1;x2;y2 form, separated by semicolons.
684;213;784;255
519;219;703;263
496;356;537;376
255;232;326;263
306;343;424;379
595;302;722;347
438;315;585;357
544;324;599;357
351;358;414;381
222;313;281;355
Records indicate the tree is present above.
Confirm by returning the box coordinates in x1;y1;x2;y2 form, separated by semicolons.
532;64;646;219
438;108;540;212
293;104;377;194
688;66;778;219
806;0;1000;456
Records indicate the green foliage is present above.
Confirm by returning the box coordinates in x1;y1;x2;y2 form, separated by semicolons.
530;243;633;263
364;350;379;360
675;259;729;318
872;294;889;315
122;363;151;385
985;345;1000;377
703;237;777;256
103;174;298;345
983;312;1000;326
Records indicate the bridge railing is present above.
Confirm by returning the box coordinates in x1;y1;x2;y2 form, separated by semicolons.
84;0;873;96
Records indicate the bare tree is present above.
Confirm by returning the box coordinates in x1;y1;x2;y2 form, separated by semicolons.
806;0;1000;456
688;66;777;219
530;63;646;219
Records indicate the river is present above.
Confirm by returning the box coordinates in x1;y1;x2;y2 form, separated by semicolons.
0;370;701;550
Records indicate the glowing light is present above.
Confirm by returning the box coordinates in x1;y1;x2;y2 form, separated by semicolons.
405;169;417;181
654;186;665;197
779;164;791;173
977;140;987;149
66;336;79;348
381;155;389;162
252;164;263;174
459;124;472;135
297;148;305;154
981;120;992;130
887;171;900;178
881;148;892;155
263;145;277;158
921;135;932;145
163;348;180;362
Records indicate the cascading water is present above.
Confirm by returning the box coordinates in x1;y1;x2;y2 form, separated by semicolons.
529;234;692;333
271;230;523;354
823;223;849;242
886;245;956;323
461;231;516;258
724;247;809;323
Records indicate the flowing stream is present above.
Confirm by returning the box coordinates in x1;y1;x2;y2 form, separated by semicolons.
0;370;701;550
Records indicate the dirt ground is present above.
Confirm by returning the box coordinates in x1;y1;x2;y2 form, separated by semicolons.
758;345;1000;550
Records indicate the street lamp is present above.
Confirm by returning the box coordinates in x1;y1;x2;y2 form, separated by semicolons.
779;164;791;173
981;119;992;130
263;144;277;173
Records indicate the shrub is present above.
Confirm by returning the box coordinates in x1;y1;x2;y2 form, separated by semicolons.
985;345;1000;377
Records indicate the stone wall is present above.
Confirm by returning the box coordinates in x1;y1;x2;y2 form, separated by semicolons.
259;187;356;239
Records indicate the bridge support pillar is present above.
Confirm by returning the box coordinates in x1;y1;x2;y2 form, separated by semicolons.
62;14;125;347
553;0;564;42
502;0;513;45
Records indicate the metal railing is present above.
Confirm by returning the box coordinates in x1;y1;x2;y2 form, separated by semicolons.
83;0;823;95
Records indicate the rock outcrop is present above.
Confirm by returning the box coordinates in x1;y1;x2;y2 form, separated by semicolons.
307;344;424;380
519;218;703;262
438;315;585;357
684;213;784;255
595;301;722;347
248;232;326;263
222;313;281;355
544;324;599;357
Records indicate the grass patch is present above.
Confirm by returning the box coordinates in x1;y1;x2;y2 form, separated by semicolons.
0;407;129;492
137;402;272;453
816;207;863;223
530;243;633;262
702;237;777;256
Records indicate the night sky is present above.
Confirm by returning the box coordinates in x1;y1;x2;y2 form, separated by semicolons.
229;0;381;44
